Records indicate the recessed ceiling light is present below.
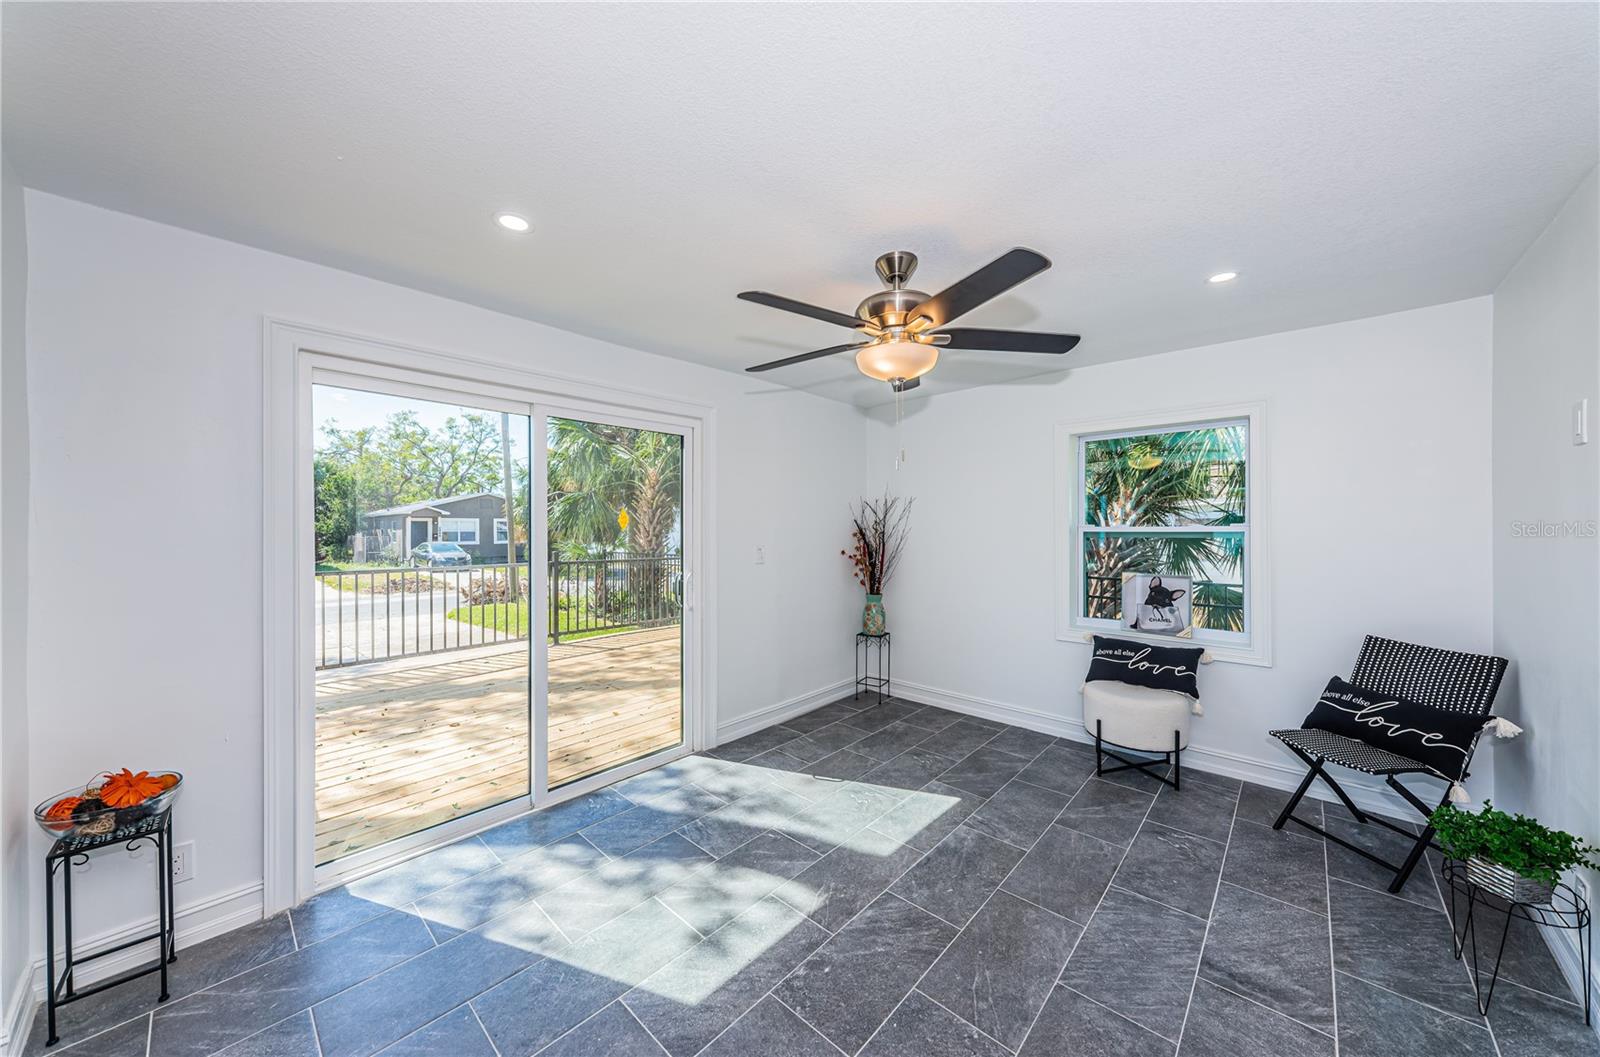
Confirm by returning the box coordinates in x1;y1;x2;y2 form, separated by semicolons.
494;212;531;233
1208;271;1238;284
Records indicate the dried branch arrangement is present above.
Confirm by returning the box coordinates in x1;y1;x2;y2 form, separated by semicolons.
842;491;913;595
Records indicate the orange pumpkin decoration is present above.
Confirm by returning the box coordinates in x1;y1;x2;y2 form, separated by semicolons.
44;796;82;830
100;769;164;808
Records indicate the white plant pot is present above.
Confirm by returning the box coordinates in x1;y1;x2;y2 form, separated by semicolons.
1465;856;1555;905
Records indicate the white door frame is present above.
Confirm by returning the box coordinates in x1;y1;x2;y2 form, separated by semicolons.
262;319;718;911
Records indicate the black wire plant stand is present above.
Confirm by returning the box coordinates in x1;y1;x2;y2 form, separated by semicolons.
1441;858;1590;1023
42;807;177;1046
855;632;891;704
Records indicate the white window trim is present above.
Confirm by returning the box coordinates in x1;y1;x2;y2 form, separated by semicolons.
1055;400;1271;667
493;517;510;545
438;517;479;544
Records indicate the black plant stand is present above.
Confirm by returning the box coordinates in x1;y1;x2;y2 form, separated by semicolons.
855;632;891;704
43;808;176;1047
1442;858;1590;1024
1092;720;1183;792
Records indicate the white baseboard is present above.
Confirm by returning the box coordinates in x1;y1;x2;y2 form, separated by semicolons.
716;679;854;743
28;881;264;1001
2;960;33;1056
891;679;1417;819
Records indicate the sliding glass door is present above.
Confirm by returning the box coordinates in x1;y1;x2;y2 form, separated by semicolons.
307;376;694;875
311;383;532;864
542;413;685;789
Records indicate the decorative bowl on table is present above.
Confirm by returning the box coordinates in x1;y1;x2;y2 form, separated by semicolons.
34;770;183;843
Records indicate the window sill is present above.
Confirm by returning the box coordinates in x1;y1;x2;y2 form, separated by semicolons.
1060;626;1273;668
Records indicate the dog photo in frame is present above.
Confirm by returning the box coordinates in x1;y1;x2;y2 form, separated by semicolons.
1121;572;1193;637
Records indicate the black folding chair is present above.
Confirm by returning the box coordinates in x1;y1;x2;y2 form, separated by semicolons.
1269;635;1508;894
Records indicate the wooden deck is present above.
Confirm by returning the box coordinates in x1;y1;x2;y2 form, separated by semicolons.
314;627;682;862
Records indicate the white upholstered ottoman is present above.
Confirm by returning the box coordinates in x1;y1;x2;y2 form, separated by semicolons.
1083;679;1195;790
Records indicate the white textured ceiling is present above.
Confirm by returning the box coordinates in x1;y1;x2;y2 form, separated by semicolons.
4;2;1596;406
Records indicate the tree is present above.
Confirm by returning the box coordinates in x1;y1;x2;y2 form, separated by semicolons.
313;457;360;560
547;419;682;619
1082;426;1246;631
546;420;681;557
319;410;508;513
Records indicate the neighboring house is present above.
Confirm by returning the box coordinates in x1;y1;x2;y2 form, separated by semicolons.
362;491;520;562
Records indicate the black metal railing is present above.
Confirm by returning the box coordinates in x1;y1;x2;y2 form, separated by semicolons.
315;557;681;669
549;556;683;645
1084;573;1244;632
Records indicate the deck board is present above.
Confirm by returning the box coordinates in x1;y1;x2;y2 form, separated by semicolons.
314;627;682;861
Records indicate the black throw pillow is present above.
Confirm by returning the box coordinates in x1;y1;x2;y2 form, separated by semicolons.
1086;635;1203;698
1302;676;1486;781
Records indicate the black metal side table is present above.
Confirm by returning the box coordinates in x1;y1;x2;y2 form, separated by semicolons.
855;632;891;704
1441;858;1590;1024
44;808;176;1046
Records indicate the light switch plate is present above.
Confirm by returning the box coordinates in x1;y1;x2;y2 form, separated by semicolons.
754;545;766;565
1576;399;1590;445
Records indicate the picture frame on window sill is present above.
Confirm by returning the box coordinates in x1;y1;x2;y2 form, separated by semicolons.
1122;572;1193;637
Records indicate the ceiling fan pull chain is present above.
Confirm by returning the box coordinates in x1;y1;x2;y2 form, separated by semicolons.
895;387;907;469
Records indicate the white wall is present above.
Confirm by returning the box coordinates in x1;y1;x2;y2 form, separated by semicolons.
864;298;1497;804
1491;169;1599;942
1;156;34;1051
21;192;865;968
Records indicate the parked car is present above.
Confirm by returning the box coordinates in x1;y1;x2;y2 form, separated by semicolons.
409;541;471;567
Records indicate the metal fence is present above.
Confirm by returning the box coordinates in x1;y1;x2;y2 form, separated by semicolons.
315;556;682;669
549;555;683;643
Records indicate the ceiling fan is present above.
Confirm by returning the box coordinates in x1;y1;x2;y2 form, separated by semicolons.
739;248;1080;391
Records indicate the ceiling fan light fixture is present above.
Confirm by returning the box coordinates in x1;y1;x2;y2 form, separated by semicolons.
739;247;1077;381
856;336;939;382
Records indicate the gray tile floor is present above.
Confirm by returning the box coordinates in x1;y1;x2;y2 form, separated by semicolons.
28;695;1599;1056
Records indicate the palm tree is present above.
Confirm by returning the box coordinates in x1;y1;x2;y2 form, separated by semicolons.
547;419;682;619
1082;425;1246;631
547;420;681;552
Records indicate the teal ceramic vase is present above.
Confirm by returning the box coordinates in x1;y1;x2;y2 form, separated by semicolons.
863;594;886;635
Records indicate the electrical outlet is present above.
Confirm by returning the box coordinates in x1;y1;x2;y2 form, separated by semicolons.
172;841;196;884
754;545;766;565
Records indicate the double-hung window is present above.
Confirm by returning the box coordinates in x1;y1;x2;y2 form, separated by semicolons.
1062;406;1268;663
438;517;479;544
493;518;510;545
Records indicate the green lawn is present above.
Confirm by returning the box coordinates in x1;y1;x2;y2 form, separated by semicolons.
446;600;638;642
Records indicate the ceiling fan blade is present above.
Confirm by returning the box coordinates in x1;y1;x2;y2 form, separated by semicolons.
936;328;1081;354
737;291;865;330
907;248;1051;329
745;342;867;373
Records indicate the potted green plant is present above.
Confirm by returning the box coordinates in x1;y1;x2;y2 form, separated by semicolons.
1430;801;1600;905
